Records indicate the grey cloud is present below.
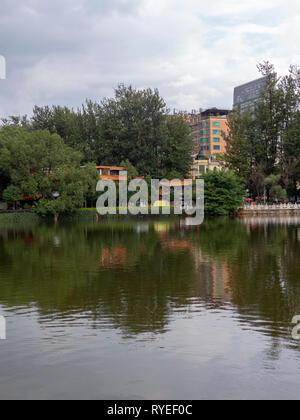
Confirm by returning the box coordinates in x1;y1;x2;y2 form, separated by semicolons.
0;0;299;117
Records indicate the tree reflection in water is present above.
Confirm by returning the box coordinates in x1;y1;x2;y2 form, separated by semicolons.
0;216;299;348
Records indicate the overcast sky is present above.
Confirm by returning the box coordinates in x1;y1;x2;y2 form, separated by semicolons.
0;0;299;117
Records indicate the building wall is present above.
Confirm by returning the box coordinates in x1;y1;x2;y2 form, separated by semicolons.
233;76;267;112
188;112;229;179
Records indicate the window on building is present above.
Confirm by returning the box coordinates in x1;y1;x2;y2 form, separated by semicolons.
199;166;206;173
200;138;210;143
213;145;221;150
110;170;121;176
199;122;210;128
213;122;220;127
213;130;220;135
213;138;220;142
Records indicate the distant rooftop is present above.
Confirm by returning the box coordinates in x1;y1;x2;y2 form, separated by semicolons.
234;76;267;90
233;76;268;109
201;108;231;117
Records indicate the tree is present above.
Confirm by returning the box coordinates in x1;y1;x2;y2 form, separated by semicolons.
224;62;300;200
0;126;99;219
160;114;193;179
98;85;166;175
27;86;194;179
1;115;30;129
30;103;101;163
120;159;139;180
265;174;287;202
33;164;98;221
202;171;245;216
223;108;254;181
277;66;300;197
2;185;24;210
253;62;282;177
100;85;193;178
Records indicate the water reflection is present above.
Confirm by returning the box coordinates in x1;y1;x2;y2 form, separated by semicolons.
1;216;300;399
0;217;299;343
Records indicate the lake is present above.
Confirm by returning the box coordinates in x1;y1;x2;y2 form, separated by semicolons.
0;216;300;400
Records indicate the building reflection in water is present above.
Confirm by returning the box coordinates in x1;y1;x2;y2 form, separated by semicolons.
193;248;232;301
101;247;127;268
1;217;299;345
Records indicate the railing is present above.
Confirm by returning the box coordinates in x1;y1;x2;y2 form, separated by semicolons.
242;204;300;212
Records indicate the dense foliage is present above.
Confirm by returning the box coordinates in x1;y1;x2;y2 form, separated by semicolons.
224;62;300;200
0;85;194;215
3;85;193;179
0;126;99;217
202;171;245;216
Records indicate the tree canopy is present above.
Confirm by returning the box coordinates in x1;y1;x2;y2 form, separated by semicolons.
7;85;193;179
224;62;300;199
202;171;245;216
0;126;99;216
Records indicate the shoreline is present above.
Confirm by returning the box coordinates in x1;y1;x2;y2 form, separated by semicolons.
1;209;300;226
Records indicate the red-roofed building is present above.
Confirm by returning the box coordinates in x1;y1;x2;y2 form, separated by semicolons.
96;166;126;181
96;166;144;181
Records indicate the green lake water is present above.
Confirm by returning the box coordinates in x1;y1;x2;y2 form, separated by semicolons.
0;216;300;400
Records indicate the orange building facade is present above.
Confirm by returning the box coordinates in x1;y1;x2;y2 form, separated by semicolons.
96;166;126;181
188;108;230;179
96;166;144;182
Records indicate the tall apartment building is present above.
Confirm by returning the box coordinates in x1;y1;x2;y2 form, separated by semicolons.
233;76;267;112
188;108;230;179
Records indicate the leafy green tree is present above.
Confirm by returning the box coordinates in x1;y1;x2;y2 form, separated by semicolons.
265;174;287;202
120;159;139;180
0;127;99;219
82;162;101;207
28;86;193;179
33;164;98;220
224;62;300;200
31;103;101;163
223;108;254;181
1;115;30;129
253;62;283;177
202;171;245;216
98;85;166;175
160;114;193;179
269;185;287;202
2;185;24;209
277;66;300;197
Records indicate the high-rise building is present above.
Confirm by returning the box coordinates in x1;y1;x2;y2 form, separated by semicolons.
233;76;267;112
188;108;230;179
